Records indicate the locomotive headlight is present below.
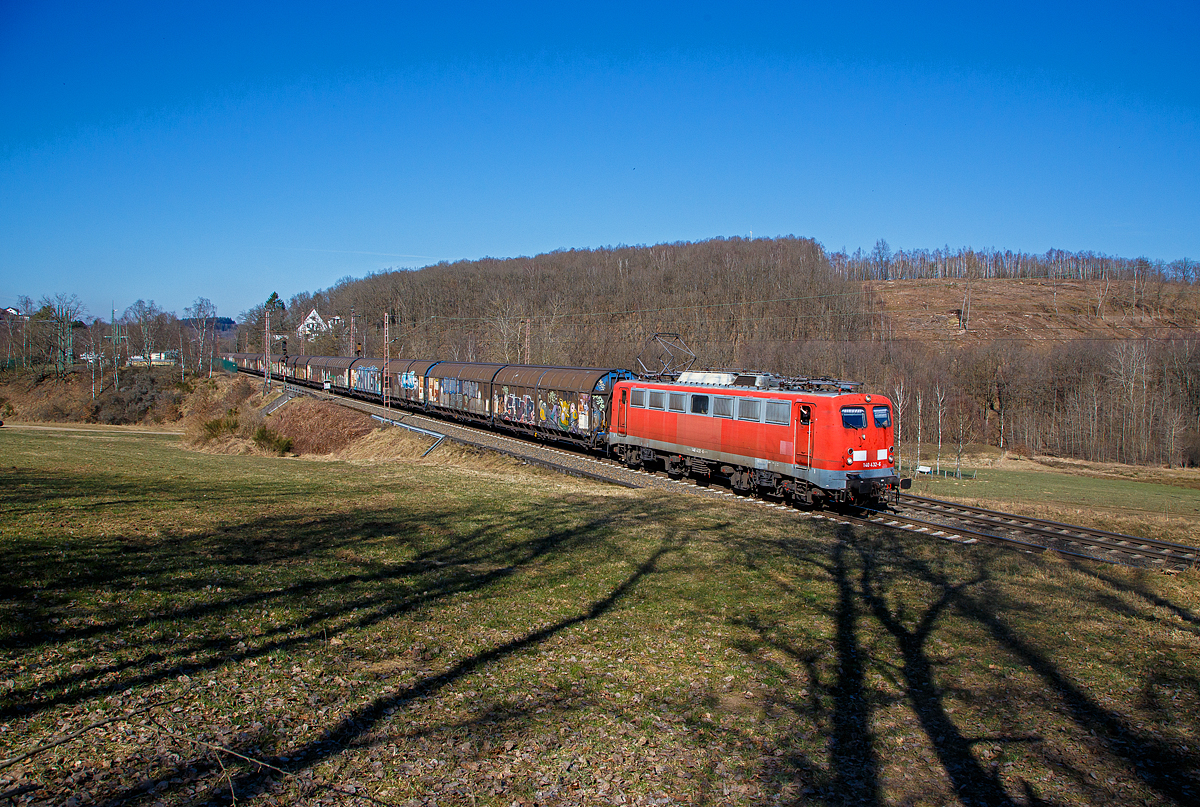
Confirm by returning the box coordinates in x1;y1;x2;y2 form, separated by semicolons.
846;447;854;464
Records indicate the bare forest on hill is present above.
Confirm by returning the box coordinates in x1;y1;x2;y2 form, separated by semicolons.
4;237;1199;465
250;237;874;372
230;237;1200;468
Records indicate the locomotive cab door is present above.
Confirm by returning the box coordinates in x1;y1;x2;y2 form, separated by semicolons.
794;401;813;467
615;389;628;436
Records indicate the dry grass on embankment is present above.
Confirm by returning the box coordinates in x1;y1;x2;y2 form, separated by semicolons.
266;398;377;455
182;380;378;457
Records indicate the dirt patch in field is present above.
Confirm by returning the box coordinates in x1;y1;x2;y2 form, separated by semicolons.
266;398;377;455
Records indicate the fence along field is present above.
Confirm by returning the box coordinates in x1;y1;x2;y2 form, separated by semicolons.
1;422;1198;806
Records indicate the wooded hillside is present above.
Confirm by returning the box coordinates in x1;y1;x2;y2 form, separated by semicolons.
235;237;1200;468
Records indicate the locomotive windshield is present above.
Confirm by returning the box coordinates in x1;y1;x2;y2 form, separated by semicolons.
873;406;891;428
841;407;867;429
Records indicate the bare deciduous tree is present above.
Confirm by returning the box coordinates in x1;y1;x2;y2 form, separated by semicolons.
38;293;85;377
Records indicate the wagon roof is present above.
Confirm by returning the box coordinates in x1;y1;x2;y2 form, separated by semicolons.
405;360;441;375
382;358;421;374
306;356;356;371
351;358;385;371
491;365;551;387
430;362;507;383
536;367;624;394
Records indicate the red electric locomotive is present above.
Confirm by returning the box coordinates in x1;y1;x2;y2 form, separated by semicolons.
609;371;909;507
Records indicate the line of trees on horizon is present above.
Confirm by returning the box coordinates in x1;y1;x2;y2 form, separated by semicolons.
832;239;1198;284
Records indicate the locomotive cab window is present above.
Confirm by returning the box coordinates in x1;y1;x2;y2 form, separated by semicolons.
690;394;709;415
765;401;790;425
799;405;812;425
738;398;762;422
873;406;891;428
648;391;666;410
841;406;867;429
669;392;686;412
631;388;645;407
713;396;734;418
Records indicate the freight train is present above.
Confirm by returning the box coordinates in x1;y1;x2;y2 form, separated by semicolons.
223;352;909;508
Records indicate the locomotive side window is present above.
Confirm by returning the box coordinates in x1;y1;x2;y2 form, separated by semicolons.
690;394;709;415
765;401;790;425
738;398;762;421
873;406;891;428
631;388;645;407
669;392;686;412
799;405;811;425
714;396;734;418
841;407;867;429
648;391;666;410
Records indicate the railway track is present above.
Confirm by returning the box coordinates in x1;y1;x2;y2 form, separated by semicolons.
889;494;1199;572
270;379;1198;572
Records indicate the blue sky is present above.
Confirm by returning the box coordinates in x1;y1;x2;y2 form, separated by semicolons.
2;1;1197;320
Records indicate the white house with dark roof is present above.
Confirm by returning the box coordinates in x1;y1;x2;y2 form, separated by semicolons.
297;308;329;340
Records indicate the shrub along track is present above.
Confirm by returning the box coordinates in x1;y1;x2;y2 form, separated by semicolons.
277;380;1199;573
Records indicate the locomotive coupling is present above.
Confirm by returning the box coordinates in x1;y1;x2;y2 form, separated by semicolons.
847;474;907;503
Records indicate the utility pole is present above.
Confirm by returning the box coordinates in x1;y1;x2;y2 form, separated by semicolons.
384;313;389;411
64;316;74;377
106;307;127;390
264;309;271;395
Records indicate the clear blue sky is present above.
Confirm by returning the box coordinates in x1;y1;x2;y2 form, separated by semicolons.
2;1;1197;321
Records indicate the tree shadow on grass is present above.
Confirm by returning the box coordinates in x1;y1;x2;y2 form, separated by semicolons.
88;541;678;807
721;526;884;806
885;538;1200;805
851;534;1023;807
1063;558;1200;635
727;524;1058;806
0;493;644;720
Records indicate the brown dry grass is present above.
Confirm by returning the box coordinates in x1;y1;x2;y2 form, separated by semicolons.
181;375;281;455
331;422;615;497
0;372;92;421
0;368;188;424
872;277;1200;347
266;398;377;455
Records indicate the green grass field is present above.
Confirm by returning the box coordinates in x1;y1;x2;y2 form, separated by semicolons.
1;426;1198;806
905;458;1200;545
